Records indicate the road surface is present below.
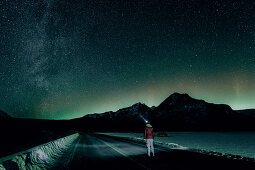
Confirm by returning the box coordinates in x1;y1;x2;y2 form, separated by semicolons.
65;134;255;170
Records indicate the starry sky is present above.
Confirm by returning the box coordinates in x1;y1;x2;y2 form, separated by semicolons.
0;0;255;119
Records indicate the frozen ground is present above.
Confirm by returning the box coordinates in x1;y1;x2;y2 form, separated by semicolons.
0;133;79;170
102;132;255;159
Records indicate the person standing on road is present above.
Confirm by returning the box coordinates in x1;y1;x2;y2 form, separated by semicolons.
144;122;155;157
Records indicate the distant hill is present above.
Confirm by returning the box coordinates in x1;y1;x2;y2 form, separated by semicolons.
235;109;255;117
0;110;11;120
73;93;255;132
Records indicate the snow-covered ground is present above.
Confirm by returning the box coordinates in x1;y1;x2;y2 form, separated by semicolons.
0;133;79;170
102;132;255;159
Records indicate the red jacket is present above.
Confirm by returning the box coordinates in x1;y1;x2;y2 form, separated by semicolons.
144;127;154;139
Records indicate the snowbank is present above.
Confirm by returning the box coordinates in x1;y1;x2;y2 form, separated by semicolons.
0;133;79;170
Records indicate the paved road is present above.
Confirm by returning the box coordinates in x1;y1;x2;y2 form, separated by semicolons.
66;134;255;170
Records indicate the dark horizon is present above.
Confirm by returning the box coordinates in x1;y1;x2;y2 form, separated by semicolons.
2;92;255;121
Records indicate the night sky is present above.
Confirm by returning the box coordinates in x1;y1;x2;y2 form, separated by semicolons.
0;0;255;119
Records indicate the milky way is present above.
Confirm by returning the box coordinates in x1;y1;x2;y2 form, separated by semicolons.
0;0;255;119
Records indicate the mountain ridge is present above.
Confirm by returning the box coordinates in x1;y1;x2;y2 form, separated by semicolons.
0;110;11;120
1;93;254;132
74;92;255;131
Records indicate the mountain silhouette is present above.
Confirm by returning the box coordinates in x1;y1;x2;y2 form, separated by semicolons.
236;109;255;117
73;102;151;132
73;93;255;132
1;93;254;132
0;110;11;120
